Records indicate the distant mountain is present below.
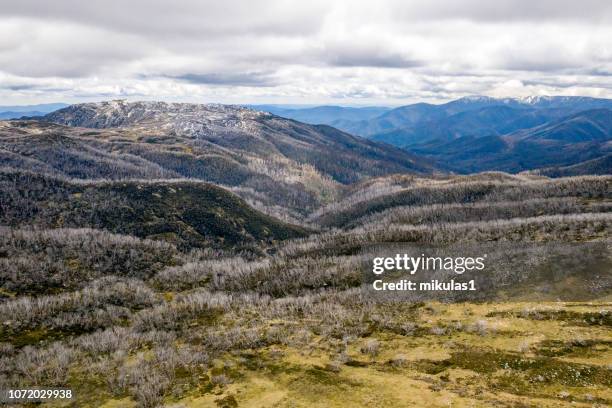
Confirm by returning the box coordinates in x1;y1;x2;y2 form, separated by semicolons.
510;108;612;142
336;96;535;137
42;100;432;179
516;95;612;110
0;111;47;120
284;95;612;175
346;95;612;140
371;105;567;146
412;108;612;173
340;103;446;136
0;103;68;117
249;105;391;127
1;101;434;222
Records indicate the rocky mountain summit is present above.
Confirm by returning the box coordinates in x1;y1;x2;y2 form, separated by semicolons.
44;100;266;138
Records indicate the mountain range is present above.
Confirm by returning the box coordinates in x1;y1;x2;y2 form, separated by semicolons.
255;96;612;174
0;103;68;120
248;105;391;129
3;96;610;183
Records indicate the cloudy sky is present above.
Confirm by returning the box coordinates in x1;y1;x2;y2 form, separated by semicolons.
2;0;612;105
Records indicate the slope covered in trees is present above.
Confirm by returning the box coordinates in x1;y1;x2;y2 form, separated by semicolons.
0;168;309;250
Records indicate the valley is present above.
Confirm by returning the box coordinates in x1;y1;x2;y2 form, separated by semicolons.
255;96;612;175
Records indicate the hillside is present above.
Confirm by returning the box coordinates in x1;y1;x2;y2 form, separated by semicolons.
0;168;308;250
26;101;434;216
531;154;612;177
309;173;611;228
0;104;435;223
1;169;609;407
512;108;612;142
42;100;432;183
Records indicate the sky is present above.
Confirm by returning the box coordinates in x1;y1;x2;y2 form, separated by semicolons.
1;0;612;106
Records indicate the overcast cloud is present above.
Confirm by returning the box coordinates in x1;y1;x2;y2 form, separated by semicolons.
1;0;611;105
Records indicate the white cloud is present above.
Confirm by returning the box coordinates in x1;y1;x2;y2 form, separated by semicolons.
0;0;611;104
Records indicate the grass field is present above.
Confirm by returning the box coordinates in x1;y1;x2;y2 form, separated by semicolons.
31;300;608;408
